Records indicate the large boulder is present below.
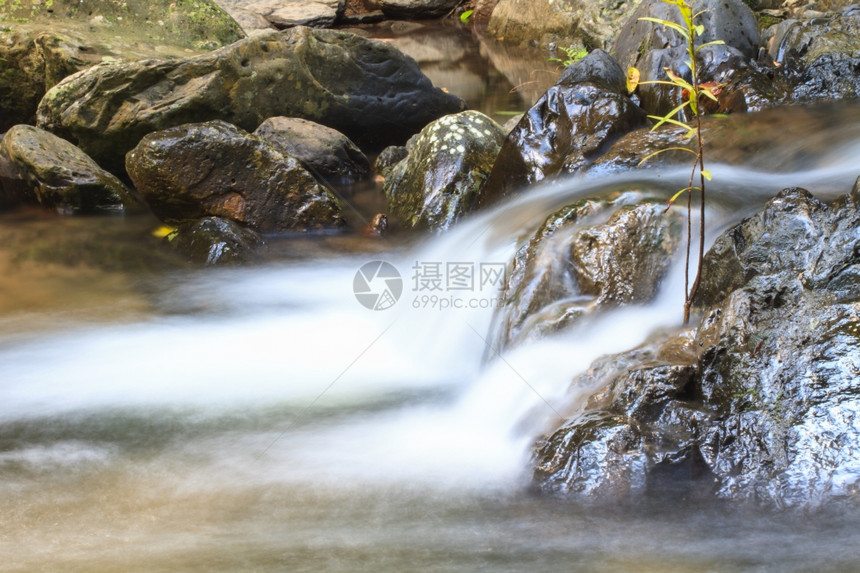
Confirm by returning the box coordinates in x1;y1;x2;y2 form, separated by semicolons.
478;50;648;207
382;111;506;231
487;0;644;50
534;183;860;510
0;0;244;132
0;124;138;213
126;120;345;233
37;27;466;175
254;117;370;185
612;0;759;116
489;196;682;351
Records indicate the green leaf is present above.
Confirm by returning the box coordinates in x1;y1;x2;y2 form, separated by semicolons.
695;39;726;53
702;169;712;181
460;9;473;23
638;146;698;165
638;17;691;41
667;186;701;206
694;23;705;36
699;87;719;102
649;99;692;130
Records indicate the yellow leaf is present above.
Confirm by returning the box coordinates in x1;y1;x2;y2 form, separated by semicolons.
152;225;176;238
626;67;640;94
702;169;712;181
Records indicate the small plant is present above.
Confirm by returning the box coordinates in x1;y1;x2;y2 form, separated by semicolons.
459;9;474;24
628;0;724;324
549;45;588;67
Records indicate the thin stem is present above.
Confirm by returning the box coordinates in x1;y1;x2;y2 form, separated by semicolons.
682;0;706;325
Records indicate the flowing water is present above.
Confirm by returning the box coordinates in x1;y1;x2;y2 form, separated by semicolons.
2;22;860;573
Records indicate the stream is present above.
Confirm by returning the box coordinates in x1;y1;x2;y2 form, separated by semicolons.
2;21;860;573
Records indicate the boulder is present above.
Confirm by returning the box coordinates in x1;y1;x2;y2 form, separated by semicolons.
378;0;461;19
767;9;860;103
490;197;682;350
0;124;138;213
125;120;345;233
478;50;648;207
612;0;759;116
169;216;266;265
254;117;370;185
382;111;506;231
37;27;466;175
215;0;345;29
0;0;245;132
0;29;94;132
487;0;644;50
534;183;860;510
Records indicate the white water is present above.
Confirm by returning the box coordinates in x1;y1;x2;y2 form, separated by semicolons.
1;119;860;571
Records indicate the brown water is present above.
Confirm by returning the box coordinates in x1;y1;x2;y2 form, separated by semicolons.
2;23;860;573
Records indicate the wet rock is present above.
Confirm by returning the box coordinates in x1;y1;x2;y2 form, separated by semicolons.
382;110;506;231
378;0;461;19
254;117;370;185
534;335;709;499
479;50;648;206
375;145;408;178
487;0;644;50
768;9;860;104
0;29;92;132
0;124;138;213
216;0;345;29
125;120;345;233
490;197;682;350
590;104;860;175
534;184;860;510
612;0;759;116
169;216;266;265
37;27;466;175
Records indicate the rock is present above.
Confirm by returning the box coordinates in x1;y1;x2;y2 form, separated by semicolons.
590;104;860;175
0;29;93;132
770;10;860;103
382;111;506;231
385;25;486;108
534;335;707;499
487;0;644;51
612;0;759;116
216;0;345;29
0;124;138;213
1;0;245;132
478;50;648;207
125;120;345;233
1;0;243;51
378;0;461;19
37;27;466;176
490;197;682;351
254;117;370;185
375;145;409;178
472;0;501;23
169;216;266;264
534;184;860;510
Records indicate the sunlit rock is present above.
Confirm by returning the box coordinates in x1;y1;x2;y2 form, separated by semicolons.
382;110;506;231
0;124;138;213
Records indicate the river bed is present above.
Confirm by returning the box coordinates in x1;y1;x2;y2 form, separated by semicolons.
1;21;860;572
